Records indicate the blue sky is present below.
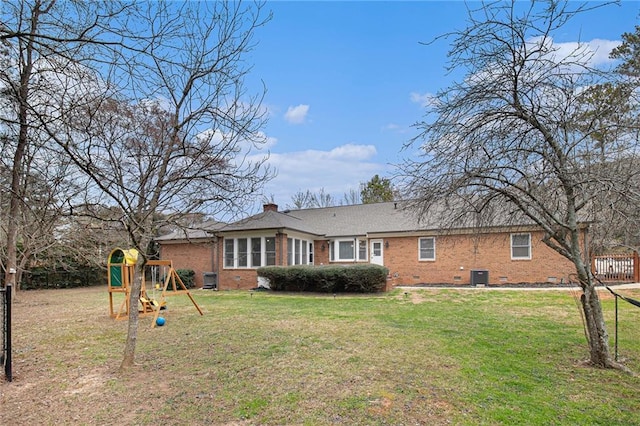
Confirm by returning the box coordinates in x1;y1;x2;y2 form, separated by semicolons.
244;1;640;209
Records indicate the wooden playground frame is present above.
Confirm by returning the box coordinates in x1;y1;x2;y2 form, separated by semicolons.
107;248;203;327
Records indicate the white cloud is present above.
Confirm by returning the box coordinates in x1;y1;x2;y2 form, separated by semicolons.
410;91;437;108
284;104;310;124
527;36;620;69
552;38;620;67
249;143;388;207
383;123;411;134
326;143;377;160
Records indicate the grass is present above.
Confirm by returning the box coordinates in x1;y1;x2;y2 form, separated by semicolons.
3;286;640;425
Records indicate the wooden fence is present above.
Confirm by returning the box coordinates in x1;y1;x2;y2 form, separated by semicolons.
591;252;640;283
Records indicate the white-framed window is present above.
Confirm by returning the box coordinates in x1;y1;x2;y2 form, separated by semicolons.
358;240;367;260
418;237;436;261
224;238;235;268
224;236;277;269
265;236;276;265
511;233;531;260
287;237;313;265
237;238;248;267
329;238;368;262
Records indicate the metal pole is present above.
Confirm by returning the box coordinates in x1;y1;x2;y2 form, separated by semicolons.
614;294;619;362
5;283;12;382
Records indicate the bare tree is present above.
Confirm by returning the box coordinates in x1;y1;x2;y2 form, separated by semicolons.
288;187;336;209
341;188;361;205
289;190;315;209
573;83;640;253
400;1;637;370
0;143;81;287
0;0;103;290
2;1;272;369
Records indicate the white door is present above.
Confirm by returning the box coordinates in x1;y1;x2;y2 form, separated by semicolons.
370;239;384;266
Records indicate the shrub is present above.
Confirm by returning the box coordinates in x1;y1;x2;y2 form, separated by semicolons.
22;267;108;290
257;264;388;293
175;269;196;289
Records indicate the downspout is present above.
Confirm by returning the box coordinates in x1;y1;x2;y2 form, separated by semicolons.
212;235;218;277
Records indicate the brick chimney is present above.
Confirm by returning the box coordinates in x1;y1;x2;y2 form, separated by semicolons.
263;203;278;212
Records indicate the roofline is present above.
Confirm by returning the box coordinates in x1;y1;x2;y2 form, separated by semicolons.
216;227;325;238
366;222;590;238
156;236;217;244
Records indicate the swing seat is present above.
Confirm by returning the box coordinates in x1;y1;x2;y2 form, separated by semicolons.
140;294;166;313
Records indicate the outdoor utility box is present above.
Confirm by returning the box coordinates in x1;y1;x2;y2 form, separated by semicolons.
203;272;217;290
471;269;489;286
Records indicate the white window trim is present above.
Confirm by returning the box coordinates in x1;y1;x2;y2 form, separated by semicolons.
329;238;368;262
358;239;368;261
418;237;436;261
511;233;532;260
287;237;313;266
224;236;277;269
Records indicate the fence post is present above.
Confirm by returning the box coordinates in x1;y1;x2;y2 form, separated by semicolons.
634;251;640;283
4;284;12;382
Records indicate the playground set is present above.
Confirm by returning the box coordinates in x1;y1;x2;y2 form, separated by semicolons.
107;248;203;327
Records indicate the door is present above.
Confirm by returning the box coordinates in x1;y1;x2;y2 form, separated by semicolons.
370;239;384;266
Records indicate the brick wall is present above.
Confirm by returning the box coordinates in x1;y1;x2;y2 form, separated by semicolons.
313;239;331;265
383;230;578;286
160;241;216;288
215;235;330;290
162;230;581;290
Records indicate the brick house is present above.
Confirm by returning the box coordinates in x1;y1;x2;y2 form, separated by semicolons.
157;201;586;290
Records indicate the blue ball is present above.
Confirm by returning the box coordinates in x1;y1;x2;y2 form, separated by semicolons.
156;317;166;326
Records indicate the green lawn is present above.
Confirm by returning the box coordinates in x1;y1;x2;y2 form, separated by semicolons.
4;286;640;425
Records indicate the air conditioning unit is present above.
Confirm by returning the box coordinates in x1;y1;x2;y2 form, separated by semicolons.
203;272;217;290
471;269;489;286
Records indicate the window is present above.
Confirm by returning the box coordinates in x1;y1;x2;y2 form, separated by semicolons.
302;240;307;265
224;239;234;268
372;241;382;257
287;237;312;266
339;241;354;260
358;240;367;261
237;238;248;267
295;239;301;264
511;233;531;259
251;238;262;267
224;236;278;269
265;237;276;266
419;237;436;261
329;238;368;262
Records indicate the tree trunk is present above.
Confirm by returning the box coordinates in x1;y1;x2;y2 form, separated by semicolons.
4;1;40;296
574;258;629;371
119;260;144;370
580;282;612;366
4;76;28;297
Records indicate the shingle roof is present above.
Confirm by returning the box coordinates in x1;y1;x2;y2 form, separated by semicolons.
155;220;225;241
280;202;419;237
218;200;537;238
157;198;587;242
218;210;321;235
